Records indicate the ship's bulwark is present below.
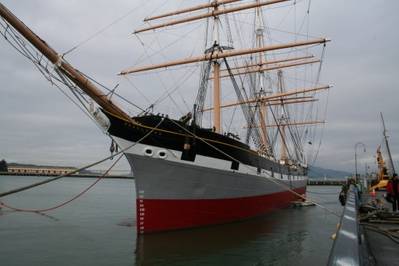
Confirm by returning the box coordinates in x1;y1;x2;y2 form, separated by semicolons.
127;153;306;234
104;112;306;177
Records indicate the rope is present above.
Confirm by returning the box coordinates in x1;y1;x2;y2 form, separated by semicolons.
361;223;399;244
62;0;152;56
81;72;146;113
0;117;164;202
140;42;184;116
0;154;123;213
309;45;329;165
1;18;135;133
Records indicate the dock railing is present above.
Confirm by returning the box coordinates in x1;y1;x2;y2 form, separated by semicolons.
327;185;360;266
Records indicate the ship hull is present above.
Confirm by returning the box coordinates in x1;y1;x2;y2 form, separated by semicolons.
116;137;307;234
105;113;308;234
135;188;306;234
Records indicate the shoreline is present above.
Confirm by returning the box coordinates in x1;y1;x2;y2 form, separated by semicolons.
0;172;133;179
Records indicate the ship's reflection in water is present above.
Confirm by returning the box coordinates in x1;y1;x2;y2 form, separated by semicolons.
135;209;313;266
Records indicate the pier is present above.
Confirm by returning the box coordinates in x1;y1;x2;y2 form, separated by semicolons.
308;179;346;186
328;185;399;265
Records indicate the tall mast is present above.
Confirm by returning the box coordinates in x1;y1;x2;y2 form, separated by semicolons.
280;123;288;161
0;3;131;122
277;70;288;161
212;5;222;133
213;61;221;132
381;112;396;175
254;0;270;153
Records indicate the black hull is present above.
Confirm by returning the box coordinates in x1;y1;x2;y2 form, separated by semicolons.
104;111;306;176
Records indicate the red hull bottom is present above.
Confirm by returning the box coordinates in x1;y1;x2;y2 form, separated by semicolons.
137;187;306;234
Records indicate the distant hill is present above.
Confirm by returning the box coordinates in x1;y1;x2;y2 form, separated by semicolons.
308;166;351;179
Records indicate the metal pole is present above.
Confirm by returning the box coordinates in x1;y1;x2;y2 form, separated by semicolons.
354;142;367;182
355;150;358;179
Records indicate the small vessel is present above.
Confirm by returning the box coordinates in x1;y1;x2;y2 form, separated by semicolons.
370;112;396;191
0;1;330;233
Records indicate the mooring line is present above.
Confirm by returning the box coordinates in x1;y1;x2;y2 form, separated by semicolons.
0;118;165;212
0;154;123;213
0;153;119;199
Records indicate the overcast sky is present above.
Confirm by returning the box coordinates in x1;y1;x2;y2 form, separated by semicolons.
0;0;398;174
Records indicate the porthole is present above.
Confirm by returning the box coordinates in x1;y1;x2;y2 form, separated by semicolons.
144;147;153;157
158;150;167;159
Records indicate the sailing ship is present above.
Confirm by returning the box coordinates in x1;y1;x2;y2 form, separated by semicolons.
0;1;330;234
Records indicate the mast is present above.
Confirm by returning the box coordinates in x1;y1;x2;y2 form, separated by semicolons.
0;3;131;122
212;5;222;133
213;62;222;132
381;112;396;175
280;122;288;161
254;0;270;153
277;70;288;161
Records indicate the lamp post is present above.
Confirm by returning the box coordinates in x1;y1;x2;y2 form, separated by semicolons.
364;163;370;189
355;142;366;182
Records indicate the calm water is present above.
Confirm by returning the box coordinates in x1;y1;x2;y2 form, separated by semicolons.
0;176;342;266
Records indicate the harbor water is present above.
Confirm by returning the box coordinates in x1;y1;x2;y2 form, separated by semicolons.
0;176;342;266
